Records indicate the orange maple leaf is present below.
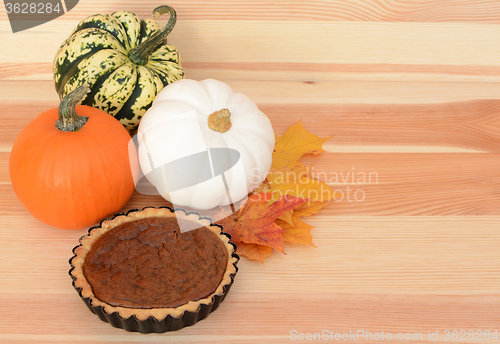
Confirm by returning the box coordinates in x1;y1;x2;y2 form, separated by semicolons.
277;201;329;227
252;181;271;194
236;242;273;264
293;200;330;217
213;193;306;254
276;215;316;247
272;119;333;169
277;208;294;225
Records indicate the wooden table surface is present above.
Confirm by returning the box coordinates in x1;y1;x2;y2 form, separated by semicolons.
1;1;500;343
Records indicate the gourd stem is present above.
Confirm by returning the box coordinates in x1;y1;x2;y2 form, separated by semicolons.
128;5;177;65
55;84;90;132
208;109;232;133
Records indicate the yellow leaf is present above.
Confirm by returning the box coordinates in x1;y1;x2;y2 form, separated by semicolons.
272;119;333;169
267;165;336;203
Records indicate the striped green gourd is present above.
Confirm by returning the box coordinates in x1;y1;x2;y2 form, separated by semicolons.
53;5;184;135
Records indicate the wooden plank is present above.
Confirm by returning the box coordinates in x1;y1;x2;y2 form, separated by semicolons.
2;20;500;66
0;63;52;81
0;153;9;183
0;292;499;342
5;179;500;217
3;83;500;149
1;215;499;294
3;0;500;23
3;79;500;115
9;62;500;82
4;149;500;216
3;152;500;216
262;100;500;152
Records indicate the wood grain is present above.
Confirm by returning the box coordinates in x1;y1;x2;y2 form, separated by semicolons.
2;214;498;293
3;82;500;150
3;20;500;66
1;1;500;343
2;0;500;23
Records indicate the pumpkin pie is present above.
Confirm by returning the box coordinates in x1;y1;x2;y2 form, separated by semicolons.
69;206;238;333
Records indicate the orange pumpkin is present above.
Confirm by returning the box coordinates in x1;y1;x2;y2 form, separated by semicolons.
9;84;138;230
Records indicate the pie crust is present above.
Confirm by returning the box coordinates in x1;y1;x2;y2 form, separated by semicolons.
69;206;239;332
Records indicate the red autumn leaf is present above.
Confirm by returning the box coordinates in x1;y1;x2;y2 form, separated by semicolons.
213;193;306;254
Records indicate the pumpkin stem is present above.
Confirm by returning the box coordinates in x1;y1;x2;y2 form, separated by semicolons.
55;84;90;132
128;5;177;66
208;108;232;133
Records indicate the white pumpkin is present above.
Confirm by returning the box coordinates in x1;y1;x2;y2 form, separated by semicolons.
136;78;275;210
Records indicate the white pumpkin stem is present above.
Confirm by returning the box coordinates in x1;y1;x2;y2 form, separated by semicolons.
208;109;232;133
128;5;177;66
55;84;90;132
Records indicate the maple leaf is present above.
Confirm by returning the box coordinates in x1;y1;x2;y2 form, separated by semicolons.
293;200;330;217
266;164;336;203
272;119;333;169
276;215;316;247
252;181;271;194
213;193;306;254
277;209;294;225
236;242;273;264
276;199;329;223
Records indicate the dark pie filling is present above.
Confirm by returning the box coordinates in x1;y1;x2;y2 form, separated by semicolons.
82;216;228;309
